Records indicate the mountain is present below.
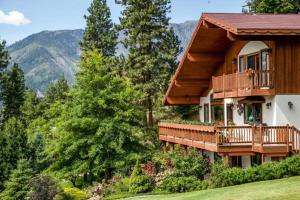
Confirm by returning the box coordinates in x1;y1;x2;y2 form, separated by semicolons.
7;21;197;92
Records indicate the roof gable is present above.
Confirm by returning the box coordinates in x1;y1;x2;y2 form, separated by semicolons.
164;13;300;106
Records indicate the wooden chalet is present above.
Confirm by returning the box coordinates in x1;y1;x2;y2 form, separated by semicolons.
159;13;300;167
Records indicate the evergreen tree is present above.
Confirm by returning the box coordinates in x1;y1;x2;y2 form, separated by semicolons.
21;89;44;125
0;117;28;191
45;51;144;184
119;0;181;127
0;133;9;191
0;64;26;122
245;0;300;13
0;159;33;200
80;0;117;56
45;76;69;104
0;40;9;73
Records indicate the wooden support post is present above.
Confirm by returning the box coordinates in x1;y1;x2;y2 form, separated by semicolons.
223;154;229;167
286;124;290;153
162;141;167;154
261;154;265;164
185;146;190;155
252;125;255;150
260;124;263;150
169;142;174;154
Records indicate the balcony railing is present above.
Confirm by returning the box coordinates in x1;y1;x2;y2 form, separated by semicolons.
159;122;300;155
212;70;275;99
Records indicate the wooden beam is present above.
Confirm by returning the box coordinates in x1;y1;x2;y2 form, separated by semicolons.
166;96;200;105
187;53;224;63
227;31;238;42
202;20;218;29
175;79;209;87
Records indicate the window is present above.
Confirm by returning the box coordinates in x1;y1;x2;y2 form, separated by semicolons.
260;50;270;87
231;156;242;168
244;104;262;124
251;155;262;166
238;49;270;73
211;105;224;124
204;104;209;123
239;56;246;72
261;50;269;71
226;104;234;125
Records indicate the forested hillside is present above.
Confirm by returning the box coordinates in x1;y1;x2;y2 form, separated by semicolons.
8;21;196;92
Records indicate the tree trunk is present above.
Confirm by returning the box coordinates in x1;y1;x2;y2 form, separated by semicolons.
147;109;153;127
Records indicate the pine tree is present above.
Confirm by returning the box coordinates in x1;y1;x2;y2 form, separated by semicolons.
45;51;144;184
245;0;300;13
80;0;117;56
119;0;181;127
0;40;10;74
0;64;26;122
45;76;69;104
0;159;33;200
0;118;28;191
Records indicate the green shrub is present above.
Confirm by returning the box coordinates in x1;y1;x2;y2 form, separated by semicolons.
58;187;89;200
197;179;210;190
160;119;214;126
209;155;300;188
168;148;210;180
129;175;155;194
159;176;201;193
114;177;131;193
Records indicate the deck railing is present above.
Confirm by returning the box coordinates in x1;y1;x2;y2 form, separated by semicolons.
159;122;300;154
212;70;275;98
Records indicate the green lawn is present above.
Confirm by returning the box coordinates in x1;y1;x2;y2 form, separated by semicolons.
126;176;300;200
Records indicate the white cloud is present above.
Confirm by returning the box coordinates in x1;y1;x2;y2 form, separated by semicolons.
0;10;31;26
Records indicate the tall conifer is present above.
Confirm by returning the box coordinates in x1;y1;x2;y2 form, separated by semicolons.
119;0;181;126
80;0;117;56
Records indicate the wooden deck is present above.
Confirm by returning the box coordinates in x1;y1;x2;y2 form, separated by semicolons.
159;122;300;157
212;70;275;99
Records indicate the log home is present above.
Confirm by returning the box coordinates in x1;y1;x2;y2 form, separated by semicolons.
159;13;300;167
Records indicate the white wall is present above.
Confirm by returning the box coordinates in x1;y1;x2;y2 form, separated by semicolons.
273;95;300;129
238;41;268;57
199;90;213;122
256;95;300;129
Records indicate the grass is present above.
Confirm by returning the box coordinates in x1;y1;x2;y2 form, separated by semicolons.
125;176;300;200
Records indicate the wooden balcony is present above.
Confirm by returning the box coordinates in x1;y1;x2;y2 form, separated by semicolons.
212;70;275;99
159;122;300;156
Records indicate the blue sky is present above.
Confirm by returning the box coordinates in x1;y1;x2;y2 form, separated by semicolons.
0;0;245;44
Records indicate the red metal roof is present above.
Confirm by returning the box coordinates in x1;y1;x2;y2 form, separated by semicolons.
203;13;300;35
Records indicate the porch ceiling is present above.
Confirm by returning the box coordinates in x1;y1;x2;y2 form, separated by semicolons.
163;18;231;105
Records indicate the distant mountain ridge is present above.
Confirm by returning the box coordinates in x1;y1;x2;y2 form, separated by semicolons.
8;21;197;92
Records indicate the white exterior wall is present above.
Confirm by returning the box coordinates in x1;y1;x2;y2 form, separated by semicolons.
199;90;213;122
263;95;300;129
238;41;268;57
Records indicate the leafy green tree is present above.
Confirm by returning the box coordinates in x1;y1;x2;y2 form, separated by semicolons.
0;64;26;122
80;0;117;56
119;0;181;126
245;0;300;13
45;51;144;184
0;159;33;200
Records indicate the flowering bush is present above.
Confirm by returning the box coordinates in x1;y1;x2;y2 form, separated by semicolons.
140;161;156;177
